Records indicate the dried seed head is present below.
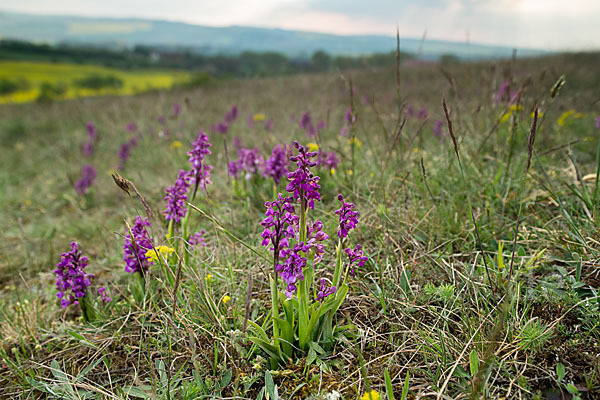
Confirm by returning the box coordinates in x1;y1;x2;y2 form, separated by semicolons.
111;171;131;196
550;75;566;99
526;105;539;173
442;96;460;161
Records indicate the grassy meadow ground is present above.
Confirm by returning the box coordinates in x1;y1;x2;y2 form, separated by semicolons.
0;53;599;399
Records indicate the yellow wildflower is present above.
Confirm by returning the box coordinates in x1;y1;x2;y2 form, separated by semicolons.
253;113;266;122
145;246;174;263
347;137;363;147
508;104;523;112
222;295;231;304
347;169;353;175
330;168;336;175
307;142;319;152
170;140;183;150
205;274;213;282
499;112;512;124
557;110;575;127
361;390;381;400
530;111;544;119
500;104;524;123
25;199;32;206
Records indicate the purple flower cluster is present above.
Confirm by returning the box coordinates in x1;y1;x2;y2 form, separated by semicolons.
340;107;355;137
286;141;321;210
189;230;207;249
317;151;339;170
213;105;240;134
227;159;242;178
316;278;336;303
97;286;111;303
123;216;154;275
232;136;242;151
306;220;328;264
117;137;138;170
277;243;310;297
214;122;228;135
162;132;212;216
74;165;97;195
345;244;368;277
55;242;94;308
264;145;289;184
81;141;94;158
229;147;265;179
495;80;510;103
126;122;137;132
344;107;356;125
82;122;97;157
595;116;600;130
299;111;317;137
225;105;239;124
494;80;520;104
229;144;293;183
260;194;297;260
335;194;359;238
86;122;97;141
163;170;193;222
239;147;265;175
188;131;213;191
264;119;274;131
406;106;428;120
173;102;181;117
433;119;445;137
317;119;325;133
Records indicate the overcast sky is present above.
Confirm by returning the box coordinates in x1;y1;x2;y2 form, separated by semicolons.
1;0;599;50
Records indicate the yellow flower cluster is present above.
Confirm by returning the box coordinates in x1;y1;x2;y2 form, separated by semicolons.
361;390;380;400
145;246;174;263
347;137;363;147
253;113;266;122
499;104;523;123
170;140;183;150
307;142;319;152
557;109;586;127
530;110;544;119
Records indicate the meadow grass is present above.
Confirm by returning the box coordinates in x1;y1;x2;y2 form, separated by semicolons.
0;53;599;399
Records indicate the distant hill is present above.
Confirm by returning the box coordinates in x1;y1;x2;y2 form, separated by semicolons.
0;11;547;60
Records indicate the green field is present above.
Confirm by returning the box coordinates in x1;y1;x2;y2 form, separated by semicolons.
1;53;599;399
0;60;190;104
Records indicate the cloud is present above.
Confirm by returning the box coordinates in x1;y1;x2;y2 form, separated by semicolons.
253;8;396;35
274;0;600;49
0;0;598;49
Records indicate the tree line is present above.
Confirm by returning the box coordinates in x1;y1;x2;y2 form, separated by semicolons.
0;39;413;78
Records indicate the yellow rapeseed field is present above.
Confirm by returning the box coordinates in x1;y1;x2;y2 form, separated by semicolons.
0;61;190;104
